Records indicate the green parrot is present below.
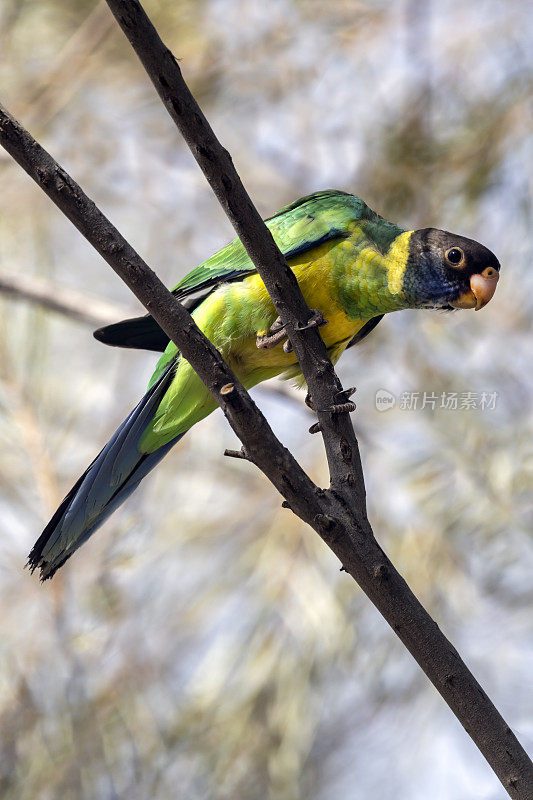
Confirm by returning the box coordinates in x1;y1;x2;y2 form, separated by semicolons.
28;190;500;579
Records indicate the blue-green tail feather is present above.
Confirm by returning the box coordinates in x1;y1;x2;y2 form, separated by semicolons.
28;362;181;580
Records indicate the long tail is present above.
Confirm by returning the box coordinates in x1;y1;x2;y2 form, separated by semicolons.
28;362;181;580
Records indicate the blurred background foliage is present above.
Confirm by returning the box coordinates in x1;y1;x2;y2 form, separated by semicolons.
0;1;531;798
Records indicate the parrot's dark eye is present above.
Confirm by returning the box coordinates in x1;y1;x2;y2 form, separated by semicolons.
445;247;465;268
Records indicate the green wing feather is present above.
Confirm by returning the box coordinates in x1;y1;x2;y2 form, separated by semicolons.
94;190;393;355
170;190;366;298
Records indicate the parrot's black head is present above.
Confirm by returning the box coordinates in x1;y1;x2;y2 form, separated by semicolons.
404;228;501;311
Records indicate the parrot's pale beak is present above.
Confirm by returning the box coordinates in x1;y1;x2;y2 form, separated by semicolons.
451;267;499;311
470;269;499;310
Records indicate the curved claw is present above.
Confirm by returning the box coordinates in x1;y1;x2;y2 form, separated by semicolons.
256;309;328;352
256;320;287;350
305;392;316;412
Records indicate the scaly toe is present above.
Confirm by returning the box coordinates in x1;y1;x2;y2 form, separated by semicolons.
256;315;288;350
305;392;316;412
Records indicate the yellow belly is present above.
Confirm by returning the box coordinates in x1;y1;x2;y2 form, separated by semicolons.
204;247;367;382
144;245;370;448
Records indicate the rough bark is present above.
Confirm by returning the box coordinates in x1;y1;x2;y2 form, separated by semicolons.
105;0;365;506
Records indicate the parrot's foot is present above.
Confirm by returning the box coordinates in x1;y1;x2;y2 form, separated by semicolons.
330;400;357;413
306;386;356;414
329;386;357;414
307;387;357;433
256;309;327;354
256;316;289;351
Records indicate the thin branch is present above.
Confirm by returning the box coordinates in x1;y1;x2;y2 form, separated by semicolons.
0;269;133;326
0;60;531;800
0;268;307;407
22;3;115;129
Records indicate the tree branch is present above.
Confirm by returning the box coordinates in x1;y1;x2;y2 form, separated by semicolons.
0;269;133;326
0;21;531;800
0;267;306;408
104;0;365;507
0;103;324;520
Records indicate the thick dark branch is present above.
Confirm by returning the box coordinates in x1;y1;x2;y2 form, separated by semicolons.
104;0;365;507
0;104;531;800
0;103;322;519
